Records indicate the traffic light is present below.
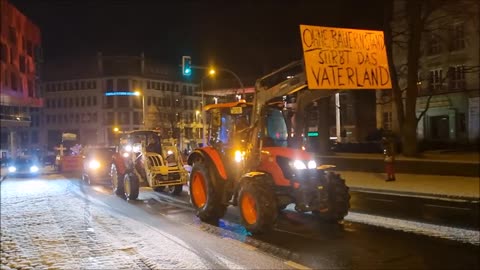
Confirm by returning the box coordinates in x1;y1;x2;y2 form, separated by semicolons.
182;56;192;76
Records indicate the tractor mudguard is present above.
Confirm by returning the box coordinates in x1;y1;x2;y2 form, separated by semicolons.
112;152;127;175
232;171;274;206
187;147;227;181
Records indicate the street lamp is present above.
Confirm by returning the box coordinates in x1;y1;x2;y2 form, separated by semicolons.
134;90;145;128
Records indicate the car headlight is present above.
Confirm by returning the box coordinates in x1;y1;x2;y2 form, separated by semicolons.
88;160;101;169
30;166;39;173
292;160;307;170
8;166;16;173
307;160;317;169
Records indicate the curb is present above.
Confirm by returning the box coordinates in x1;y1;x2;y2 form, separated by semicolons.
350;186;480;203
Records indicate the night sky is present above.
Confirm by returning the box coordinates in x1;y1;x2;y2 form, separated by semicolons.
10;0;385;80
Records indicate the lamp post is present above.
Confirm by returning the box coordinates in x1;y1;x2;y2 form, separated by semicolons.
134;91;145;128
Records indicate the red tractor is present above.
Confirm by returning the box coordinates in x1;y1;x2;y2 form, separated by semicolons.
187;61;350;233
111;130;188;200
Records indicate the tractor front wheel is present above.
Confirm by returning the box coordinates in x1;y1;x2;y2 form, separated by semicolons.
167;184;183;196
238;178;278;234
313;173;350;222
188;162;226;223
124;174;139;200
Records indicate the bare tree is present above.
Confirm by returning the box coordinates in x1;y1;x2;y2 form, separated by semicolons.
384;0;479;156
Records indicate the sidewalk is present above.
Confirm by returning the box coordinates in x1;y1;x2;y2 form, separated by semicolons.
321;151;480;163
338;170;480;200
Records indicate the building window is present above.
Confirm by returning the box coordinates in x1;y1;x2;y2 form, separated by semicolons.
11;72;18;90
87;81;92;89
382;109;392;129
8;27;17;45
68;82;73;91
75;97;79;107
92;96;97;106
119;112;130;125
132;80;139;91
429;69;443;91
147;81;151;89
106;112;114;125
26;41;33;57
74;81;79;90
449;66;466;90
0;42;7;62
87;96;91;106
92;80;97;89
19;55;26;73
450;23;465;51
81;97;85;106
117;78;129;91
117;96;129;107
28;80;34;97
162;83;165;91
133;112;141;125
427;33;441;55
106;79;114;91
104;96;114;108
80;81;85;89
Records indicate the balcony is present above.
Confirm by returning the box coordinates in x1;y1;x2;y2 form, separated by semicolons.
0;114;31;127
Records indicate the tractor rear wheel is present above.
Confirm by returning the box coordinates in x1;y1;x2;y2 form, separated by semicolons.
111;165;124;197
238;177;278;233
124;173;139;200
313;173;350;222
188;161;227;223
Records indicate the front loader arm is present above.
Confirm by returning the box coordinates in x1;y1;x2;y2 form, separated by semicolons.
251;60;308;124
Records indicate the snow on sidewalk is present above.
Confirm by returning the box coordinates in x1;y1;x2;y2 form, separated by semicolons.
337;170;480;199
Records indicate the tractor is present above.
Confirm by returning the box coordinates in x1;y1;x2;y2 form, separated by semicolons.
187;61;350;233
111;130;188;200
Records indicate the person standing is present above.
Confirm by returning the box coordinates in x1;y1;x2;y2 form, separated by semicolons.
382;134;396;182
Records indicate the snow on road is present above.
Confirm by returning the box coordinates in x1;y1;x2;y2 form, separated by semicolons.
0;179;288;269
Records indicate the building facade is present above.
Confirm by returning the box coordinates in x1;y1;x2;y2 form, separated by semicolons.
378;0;480;146
41;53;203;152
0;0;43;158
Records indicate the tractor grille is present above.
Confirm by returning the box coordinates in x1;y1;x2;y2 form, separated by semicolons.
148;156;164;167
155;172;181;182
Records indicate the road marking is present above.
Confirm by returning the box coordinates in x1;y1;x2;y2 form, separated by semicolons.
424;204;471;211
284;260;311;269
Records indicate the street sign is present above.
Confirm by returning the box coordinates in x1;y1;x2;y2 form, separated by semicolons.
300;25;392;90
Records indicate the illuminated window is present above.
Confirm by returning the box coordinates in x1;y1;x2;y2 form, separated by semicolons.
449;66;465;90
429;69;443;91
427;33;441;55
450;23;465;51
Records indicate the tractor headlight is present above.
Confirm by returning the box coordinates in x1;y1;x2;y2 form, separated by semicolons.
307;160;317;169
124;145;132;152
8;166;17;173
30;166;39;173
88;160;101;170
167;150;173;156
234;150;245;163
122;152;130;158
292;160;307;170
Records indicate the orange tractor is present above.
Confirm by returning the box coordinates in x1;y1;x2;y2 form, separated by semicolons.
187;61;350;233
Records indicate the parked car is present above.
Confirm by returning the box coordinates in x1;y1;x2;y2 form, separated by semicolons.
6;156;42;177
81;147;115;184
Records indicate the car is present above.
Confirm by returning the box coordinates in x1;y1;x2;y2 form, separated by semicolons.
6;156;42;177
81;147;115;185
